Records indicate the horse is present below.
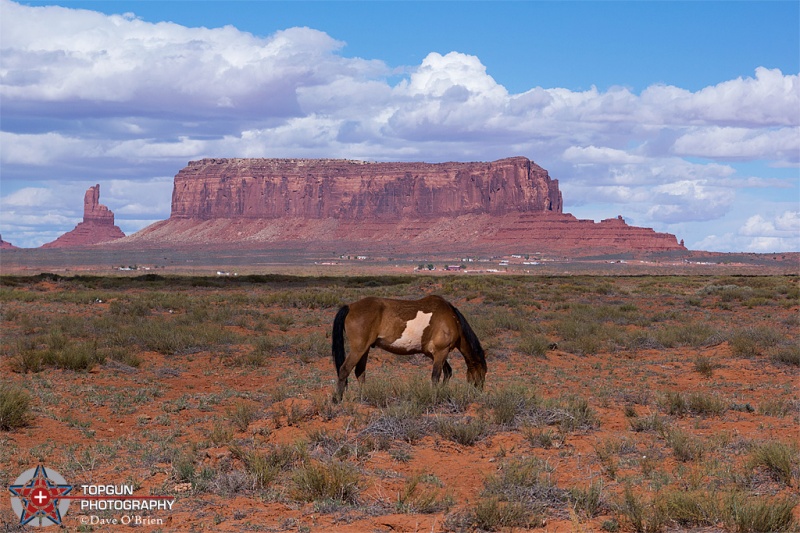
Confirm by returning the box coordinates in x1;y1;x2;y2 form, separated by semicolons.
331;295;486;402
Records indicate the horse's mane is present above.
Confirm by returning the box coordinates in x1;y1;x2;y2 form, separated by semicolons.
449;304;487;371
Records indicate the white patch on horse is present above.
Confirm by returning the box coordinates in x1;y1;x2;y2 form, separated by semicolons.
390;311;433;351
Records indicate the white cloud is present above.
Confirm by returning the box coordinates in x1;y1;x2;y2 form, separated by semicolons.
673;126;800;162
562;146;646;165
693;211;800;252
1;0;798;251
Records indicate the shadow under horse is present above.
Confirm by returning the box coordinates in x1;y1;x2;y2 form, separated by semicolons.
331;295;487;402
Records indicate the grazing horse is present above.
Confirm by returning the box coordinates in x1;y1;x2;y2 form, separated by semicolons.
331;295;486;402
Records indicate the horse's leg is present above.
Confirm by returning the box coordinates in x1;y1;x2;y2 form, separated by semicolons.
430;349;450;385
336;340;371;403
354;352;369;387
442;360;453;384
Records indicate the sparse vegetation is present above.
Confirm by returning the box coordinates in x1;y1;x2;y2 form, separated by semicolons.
0;273;796;531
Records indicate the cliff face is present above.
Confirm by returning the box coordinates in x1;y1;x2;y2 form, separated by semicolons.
41;185;125;248
122;157;685;255
170;157;563;220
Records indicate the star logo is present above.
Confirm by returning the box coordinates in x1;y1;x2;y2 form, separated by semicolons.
8;465;72;527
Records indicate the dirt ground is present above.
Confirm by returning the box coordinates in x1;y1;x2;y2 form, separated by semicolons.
0;272;798;532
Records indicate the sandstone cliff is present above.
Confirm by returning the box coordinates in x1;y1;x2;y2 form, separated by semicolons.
170;157;563;220
123;157;685;255
42;185;125;248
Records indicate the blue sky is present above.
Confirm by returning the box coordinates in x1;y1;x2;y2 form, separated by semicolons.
1;0;798;251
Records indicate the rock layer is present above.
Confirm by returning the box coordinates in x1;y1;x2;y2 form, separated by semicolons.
42;185;125;248
123;157;685;255
170;156;563;220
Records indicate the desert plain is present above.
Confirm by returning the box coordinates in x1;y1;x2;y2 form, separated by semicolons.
1;261;798;532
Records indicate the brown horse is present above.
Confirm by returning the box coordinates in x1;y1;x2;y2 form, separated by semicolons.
331;295;486;402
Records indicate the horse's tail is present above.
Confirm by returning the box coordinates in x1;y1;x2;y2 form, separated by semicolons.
332;305;350;374
450;304;487;380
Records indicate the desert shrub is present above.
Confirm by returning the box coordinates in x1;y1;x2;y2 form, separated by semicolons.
653;322;719;348
0;383;32;430
727;493;798;532
555;314;618;355
109;299;151;317
10;338;46;373
516;330;550;358
290;460;360;504
747;441;798;487
522;426;557;448
559;394;600;432
395;473;453;514
359;375;478;413
661;391;688;416
659;489;721;528
629;413;668;434
231;442;304;489
135;318;237;355
481;456;566;522
360;402;431;444
483;384;539;426
615;484;667;533
729;326;784;357
686;392;727;417
769;344;800;366
472;497;537;530
569;480;604;518
53;341;105;371
211;469;253;495
227;401;259;432
435;417;490;446
102;346;143;368
693;355;716;377
758;398;792;417
665;428;705;462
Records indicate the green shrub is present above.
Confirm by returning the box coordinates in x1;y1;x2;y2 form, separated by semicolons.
395;473;452;514
0;383;32;430
665;428;705;462
615;484;667;533
228;401;259;432
747;441;798;486
687;392;727;417
516;331;550;358
435;417;489;446
473;497;537;530
770;344;800;366
290;460;360;504
569;480;604;518
484;384;538;426
727;493;797;532
729;327;784;357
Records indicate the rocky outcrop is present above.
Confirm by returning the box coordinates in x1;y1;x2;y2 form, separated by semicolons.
41;185;125;248
122;157;685;255
0;235;18;249
170;157;563;220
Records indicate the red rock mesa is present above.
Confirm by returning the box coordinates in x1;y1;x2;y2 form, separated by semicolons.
122;157;685;255
41;184;125;248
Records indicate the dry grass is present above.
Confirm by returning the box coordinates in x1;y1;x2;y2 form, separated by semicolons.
1;273;797;532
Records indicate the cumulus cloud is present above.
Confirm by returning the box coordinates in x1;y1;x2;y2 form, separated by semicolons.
1;0;798;250
673;127;800;162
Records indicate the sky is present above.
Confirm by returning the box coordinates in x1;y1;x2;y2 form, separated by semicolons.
1;0;798;251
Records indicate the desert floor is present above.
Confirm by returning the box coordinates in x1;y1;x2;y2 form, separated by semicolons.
1;272;798;532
